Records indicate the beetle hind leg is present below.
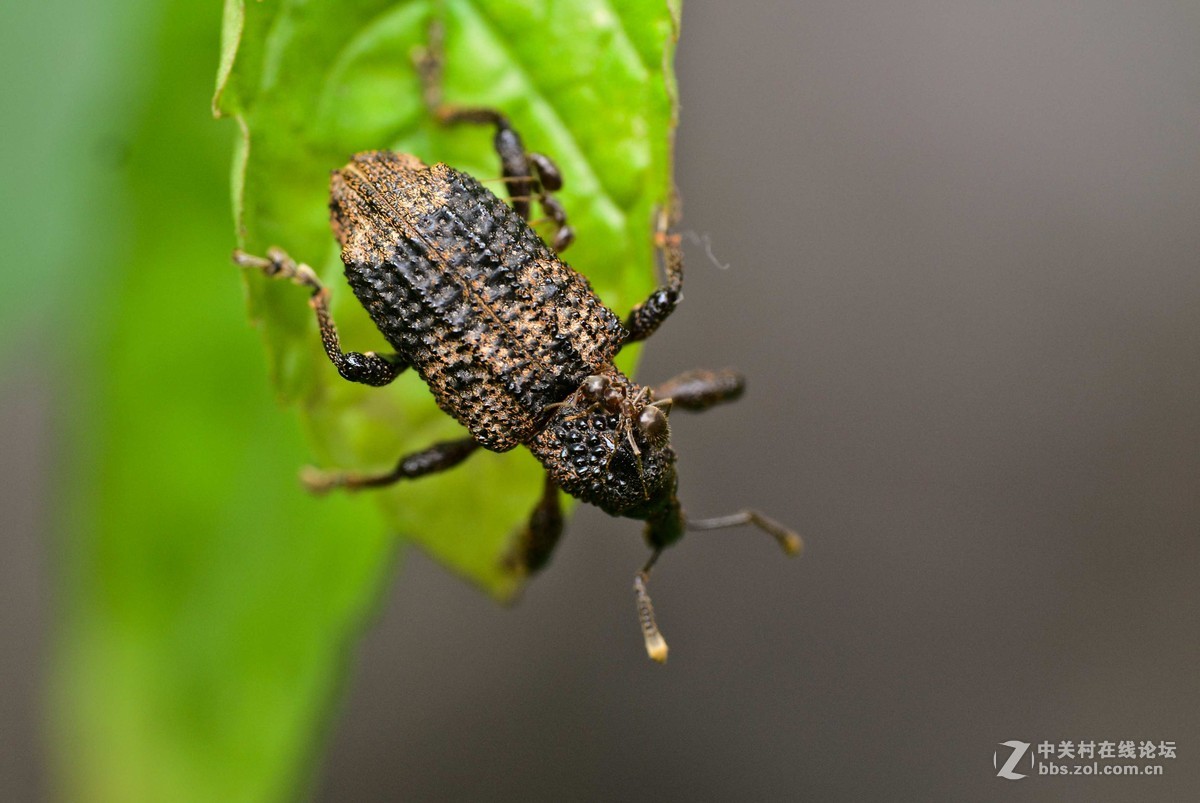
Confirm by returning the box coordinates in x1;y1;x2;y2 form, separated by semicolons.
438;107;574;252
416;26;573;251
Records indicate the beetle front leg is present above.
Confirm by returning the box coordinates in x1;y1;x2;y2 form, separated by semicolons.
653;368;745;411
300;437;480;494
503;474;564;577
622;213;683;347
234;248;407;387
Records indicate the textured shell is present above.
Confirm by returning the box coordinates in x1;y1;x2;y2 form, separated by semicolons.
330;151;627;451
526;370;678;518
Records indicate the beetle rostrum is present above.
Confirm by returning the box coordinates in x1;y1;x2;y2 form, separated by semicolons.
233;94;800;662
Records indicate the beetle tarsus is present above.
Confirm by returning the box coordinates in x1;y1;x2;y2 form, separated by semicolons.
621;214;683;346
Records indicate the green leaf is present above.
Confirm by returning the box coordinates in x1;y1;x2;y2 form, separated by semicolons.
215;0;681;596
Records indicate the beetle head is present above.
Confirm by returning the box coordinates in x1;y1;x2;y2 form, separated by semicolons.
531;369;678;519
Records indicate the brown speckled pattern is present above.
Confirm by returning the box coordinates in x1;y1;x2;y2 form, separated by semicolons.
331;151;627;451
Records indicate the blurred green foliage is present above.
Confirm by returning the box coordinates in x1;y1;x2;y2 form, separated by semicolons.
45;1;394;800
19;0;679;800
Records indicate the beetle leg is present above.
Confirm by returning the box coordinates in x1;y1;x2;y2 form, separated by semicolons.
535;189;574;252
433;107;575;252
503;474;564;576
621;210;683;347
416;29;573;250
653;368;745;411
233;248;408;387
436;106;536;216
300;437;479;494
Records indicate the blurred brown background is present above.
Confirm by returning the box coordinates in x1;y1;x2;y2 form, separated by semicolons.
6;1;1200;800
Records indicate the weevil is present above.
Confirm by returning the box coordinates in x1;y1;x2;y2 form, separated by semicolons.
234;82;800;663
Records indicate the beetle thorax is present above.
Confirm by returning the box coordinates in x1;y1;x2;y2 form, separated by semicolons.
528;368;677;518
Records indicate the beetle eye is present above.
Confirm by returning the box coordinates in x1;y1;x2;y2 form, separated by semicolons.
637;405;669;441
581;375;608;401
602;385;624;413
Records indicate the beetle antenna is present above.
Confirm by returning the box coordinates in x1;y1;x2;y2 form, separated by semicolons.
617;412;650;498
632;439;649;499
634;550;667;663
625;424;641;458
687;509;803;556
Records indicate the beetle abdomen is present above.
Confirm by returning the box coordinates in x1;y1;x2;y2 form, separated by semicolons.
331;151;626;450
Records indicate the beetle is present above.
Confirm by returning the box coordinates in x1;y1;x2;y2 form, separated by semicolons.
234;100;800;663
